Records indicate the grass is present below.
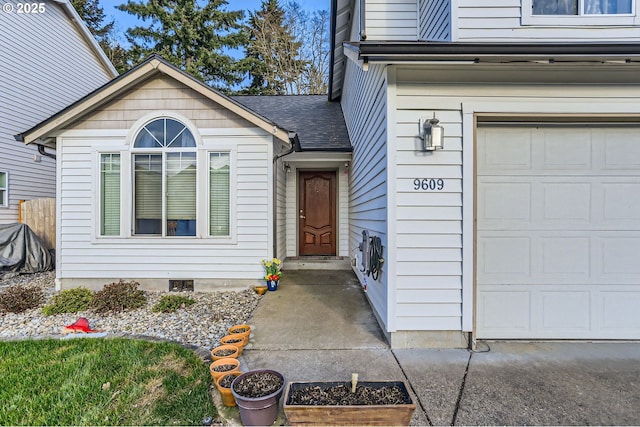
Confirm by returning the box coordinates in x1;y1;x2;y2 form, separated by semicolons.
0;338;217;426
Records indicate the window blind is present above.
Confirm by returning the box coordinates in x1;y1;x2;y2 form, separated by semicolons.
209;153;230;236
100;155;120;236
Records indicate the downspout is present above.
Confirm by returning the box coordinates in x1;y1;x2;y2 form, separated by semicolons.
360;0;367;40
272;132;302;258
37;144;56;160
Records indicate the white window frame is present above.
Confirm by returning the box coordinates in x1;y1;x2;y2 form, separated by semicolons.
98;153;121;237
131;128;198;238
0;170;7;208
522;0;638;25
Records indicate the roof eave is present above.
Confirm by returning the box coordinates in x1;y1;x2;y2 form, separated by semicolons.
345;41;640;64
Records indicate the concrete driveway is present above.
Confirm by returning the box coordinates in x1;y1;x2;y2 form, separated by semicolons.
229;269;640;426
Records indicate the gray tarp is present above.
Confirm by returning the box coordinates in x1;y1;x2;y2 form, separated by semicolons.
0;223;53;277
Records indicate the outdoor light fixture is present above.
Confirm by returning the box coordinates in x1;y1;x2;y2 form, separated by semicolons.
283;163;291;173
419;115;444;151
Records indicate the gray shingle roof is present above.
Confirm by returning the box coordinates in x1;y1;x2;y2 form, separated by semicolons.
231;95;352;152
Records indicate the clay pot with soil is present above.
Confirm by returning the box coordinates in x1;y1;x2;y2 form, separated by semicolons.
210;344;239;361
209;358;241;382
228;324;251;341
231;369;285;426
215;371;243;407
220;334;248;355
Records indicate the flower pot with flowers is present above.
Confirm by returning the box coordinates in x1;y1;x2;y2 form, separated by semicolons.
261;258;282;291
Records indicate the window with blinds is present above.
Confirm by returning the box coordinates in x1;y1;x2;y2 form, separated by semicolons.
0;171;7;207
133;118;197;237
209;152;230;236
100;155;120;235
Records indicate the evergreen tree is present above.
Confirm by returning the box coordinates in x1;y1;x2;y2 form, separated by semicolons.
117;0;245;88
242;0;306;95
71;0;130;74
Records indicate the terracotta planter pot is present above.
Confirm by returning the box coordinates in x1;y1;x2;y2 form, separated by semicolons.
283;380;416;426
231;369;285;426
210;344;239;361
228;324;251;341
221;334;248;355
215;371;243;407
209;357;241;382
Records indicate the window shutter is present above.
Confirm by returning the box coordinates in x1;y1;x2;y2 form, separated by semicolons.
209;153;230;236
100;154;120;236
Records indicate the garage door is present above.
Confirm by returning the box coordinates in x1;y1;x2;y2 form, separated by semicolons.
476;124;640;339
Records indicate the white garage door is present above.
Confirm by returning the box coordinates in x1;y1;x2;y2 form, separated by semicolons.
476;124;640;339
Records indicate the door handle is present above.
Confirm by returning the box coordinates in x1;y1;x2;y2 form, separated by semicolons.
299;215;306;219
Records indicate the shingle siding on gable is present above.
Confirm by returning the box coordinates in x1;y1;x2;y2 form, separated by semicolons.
0;0;114;223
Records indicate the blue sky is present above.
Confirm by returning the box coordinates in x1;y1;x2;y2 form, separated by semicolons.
104;0;330;35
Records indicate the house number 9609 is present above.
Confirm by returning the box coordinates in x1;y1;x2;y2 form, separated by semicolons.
413;178;445;191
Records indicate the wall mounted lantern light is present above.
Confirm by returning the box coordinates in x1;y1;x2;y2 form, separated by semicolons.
283;162;291;173
419;115;444;151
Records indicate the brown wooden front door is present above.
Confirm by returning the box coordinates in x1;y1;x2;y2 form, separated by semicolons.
298;171;336;256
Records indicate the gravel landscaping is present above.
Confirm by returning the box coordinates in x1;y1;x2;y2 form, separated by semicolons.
0;271;261;350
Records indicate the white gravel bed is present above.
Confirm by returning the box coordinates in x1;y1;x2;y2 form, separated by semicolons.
0;270;261;350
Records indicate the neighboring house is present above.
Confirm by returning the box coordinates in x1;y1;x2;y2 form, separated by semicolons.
17;56;352;290
0;0;117;224
330;0;640;347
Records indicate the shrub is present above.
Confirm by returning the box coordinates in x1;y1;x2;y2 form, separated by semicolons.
0;285;44;313
91;280;146;313
42;287;94;316
152;294;197;313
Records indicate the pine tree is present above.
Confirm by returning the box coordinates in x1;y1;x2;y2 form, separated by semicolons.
242;0;306;95
71;0;130;73
117;0;245;88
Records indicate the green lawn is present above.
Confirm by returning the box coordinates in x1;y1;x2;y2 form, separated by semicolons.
0;338;217;426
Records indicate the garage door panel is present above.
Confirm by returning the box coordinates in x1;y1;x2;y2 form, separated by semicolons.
601;291;640;330
604;133;640;169
477;290;532;334
541;291;591;332
541;237;590;277
541;129;593;170
542;183;592;222
477;125;640;339
602;183;640;222
478;129;532;171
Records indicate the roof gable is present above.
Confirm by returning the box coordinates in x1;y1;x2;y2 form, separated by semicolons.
17;55;292;145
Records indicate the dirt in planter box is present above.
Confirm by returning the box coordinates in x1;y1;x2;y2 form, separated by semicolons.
212;364;236;372
288;383;411;406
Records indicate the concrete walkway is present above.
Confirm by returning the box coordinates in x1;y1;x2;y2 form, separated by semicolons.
219;269;640;426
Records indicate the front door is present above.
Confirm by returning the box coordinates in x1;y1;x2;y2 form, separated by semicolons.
298;171;336;256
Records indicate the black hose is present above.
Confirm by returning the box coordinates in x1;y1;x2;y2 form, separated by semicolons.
368;236;383;281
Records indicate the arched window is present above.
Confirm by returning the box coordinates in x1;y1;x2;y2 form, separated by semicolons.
132;118;197;236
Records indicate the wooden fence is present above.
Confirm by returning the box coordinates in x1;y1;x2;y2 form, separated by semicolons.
19;198;56;250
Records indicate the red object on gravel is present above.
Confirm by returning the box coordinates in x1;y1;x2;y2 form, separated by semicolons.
62;317;101;334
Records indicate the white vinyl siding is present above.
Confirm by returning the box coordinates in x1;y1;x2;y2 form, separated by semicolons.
100;154;120;236
342;61;389;328
0;0;113;223
58;129;270;285
455;0;640;42
365;0;419;40
392;64;640;336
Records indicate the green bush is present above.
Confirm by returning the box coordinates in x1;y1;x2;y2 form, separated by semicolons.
91;280;147;313
152;294;197;313
0;285;44;313
42;287;93;316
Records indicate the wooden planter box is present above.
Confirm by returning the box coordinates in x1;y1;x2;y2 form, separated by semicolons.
283;381;416;426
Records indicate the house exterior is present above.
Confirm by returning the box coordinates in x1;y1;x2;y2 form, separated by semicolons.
0;0;117;224
17;56;352;290
331;0;640;347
